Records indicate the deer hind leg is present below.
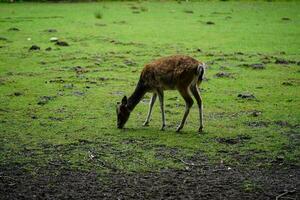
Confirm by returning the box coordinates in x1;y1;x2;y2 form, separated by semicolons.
157;90;166;131
176;87;194;132
190;85;204;133
143;93;157;126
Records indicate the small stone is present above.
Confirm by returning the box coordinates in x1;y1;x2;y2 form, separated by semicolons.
29;45;40;51
50;37;59;42
55;40;69;46
45;47;52;51
238;93;255;99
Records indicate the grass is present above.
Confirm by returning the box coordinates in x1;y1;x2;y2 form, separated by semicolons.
0;1;299;174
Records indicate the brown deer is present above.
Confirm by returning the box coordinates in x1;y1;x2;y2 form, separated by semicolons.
116;55;205;132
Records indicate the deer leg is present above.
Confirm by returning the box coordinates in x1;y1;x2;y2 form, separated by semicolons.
191;85;204;132
157;90;166;131
143;93;157;126
176;88;194;132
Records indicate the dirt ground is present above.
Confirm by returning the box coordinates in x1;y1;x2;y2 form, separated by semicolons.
1;155;299;200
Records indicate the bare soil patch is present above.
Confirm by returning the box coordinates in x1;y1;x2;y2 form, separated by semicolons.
0;161;299;200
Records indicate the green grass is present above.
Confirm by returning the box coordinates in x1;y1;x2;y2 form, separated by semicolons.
0;1;299;173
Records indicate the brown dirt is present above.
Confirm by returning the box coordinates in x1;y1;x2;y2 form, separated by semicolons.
1;161;299;200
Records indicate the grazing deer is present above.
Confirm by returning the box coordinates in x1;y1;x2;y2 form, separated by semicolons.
116;55;205;132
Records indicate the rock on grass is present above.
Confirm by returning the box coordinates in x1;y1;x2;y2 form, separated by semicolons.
50;37;59;42
55;41;69;46
29;45;40;51
238;93;256;99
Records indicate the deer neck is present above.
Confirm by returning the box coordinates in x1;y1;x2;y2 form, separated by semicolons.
126;80;147;112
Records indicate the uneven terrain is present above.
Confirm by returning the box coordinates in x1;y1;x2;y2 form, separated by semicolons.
0;1;299;199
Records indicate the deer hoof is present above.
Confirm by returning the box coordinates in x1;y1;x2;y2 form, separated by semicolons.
176;126;182;132
198;126;204;133
143;121;149;127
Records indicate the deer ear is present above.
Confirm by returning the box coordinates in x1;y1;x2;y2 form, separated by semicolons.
121;96;127;105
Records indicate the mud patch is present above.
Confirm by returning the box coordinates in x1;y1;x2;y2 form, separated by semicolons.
216;135;251;145
246;121;270;128
275;58;296;65
37;96;56;105
154;145;179;160
240;63;265;69
214;71;234;78
0;163;298;200
274;120;299;129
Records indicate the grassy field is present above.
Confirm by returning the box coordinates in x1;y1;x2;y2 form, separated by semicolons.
0;1;299;199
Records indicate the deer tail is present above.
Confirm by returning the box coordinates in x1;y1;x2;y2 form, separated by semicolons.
197;63;205;82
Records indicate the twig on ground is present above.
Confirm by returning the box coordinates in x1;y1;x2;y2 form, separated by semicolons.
176;158;204;167
276;189;296;200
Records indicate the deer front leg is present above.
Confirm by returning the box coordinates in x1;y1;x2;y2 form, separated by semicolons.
157;90;166;131
143;93;157;126
176;88;194;132
191;85;204;133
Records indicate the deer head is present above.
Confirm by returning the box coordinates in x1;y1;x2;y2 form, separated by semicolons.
116;96;130;129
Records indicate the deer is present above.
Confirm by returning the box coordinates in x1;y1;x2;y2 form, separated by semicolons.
116;55;205;133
